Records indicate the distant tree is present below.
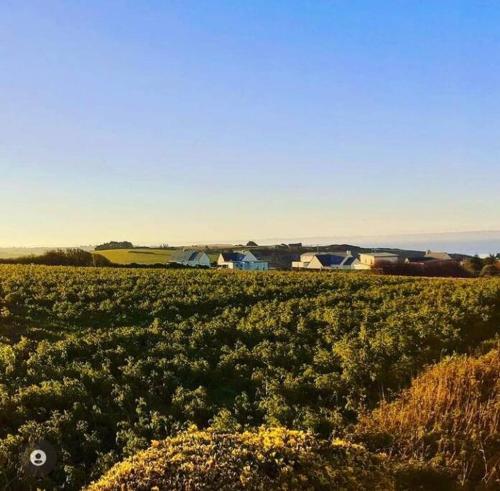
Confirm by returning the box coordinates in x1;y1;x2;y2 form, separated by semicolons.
462;255;484;276
246;241;258;247
480;264;499;277
95;241;133;251
483;254;497;266
470;255;483;269
0;249;112;267
93;253;112;266
379;260;469;278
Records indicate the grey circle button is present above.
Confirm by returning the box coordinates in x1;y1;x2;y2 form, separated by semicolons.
29;449;47;467
23;440;56;476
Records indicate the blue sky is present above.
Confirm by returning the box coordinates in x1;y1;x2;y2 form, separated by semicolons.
1;1;499;246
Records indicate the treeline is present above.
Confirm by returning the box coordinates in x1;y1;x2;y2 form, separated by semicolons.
379;255;499;278
0;249;199;269
95;241;134;250
379;260;467;277
0;248;111;267
462;254;500;276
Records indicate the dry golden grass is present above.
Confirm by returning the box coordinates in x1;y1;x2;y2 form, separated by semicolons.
355;346;500;488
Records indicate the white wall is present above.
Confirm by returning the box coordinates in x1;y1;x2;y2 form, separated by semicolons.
292;260;311;269
244;261;268;271
359;254;399;266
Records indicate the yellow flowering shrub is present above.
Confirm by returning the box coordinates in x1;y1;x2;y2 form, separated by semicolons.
88;427;393;490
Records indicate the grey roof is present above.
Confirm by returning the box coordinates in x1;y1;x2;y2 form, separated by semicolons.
424;251;452;260
168;250;204;263
302;251;348;259
343;256;356;266
406;256;436;263
361;252;399;257
220;252;247;262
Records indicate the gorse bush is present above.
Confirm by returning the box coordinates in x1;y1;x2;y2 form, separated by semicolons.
0;265;498;488
354;347;500;488
0;248;111;267
87;427;394;491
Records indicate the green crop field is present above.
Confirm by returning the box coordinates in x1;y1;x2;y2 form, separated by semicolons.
0;265;498;489
95;248;220;265
93;248;177;264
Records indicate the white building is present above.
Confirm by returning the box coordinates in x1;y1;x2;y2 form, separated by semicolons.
292;252;359;270
291;252;318;269
168;250;211;267
355;252;399;269
424;250;452;261
217;250;268;271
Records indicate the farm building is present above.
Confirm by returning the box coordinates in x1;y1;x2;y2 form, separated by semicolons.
424;250;453;260
167;250;211;267
404;251;452;266
405;256;439;265
217;250;268;271
355;252;400;269
292;252;359;270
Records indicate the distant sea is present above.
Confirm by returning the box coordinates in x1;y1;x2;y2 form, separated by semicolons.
258;231;500;257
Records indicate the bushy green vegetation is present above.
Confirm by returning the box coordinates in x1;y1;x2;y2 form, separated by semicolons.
462;255;500;277
0;265;498;489
88;427;393;490
91;348;500;490
0;248;111;267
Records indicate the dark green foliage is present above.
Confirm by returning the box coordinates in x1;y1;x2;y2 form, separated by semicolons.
95;241;134;250
0;266;498;489
481;264;499;277
0;248;111;267
462;255;500;277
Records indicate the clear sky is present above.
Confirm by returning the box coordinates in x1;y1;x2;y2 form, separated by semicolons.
1;1;499;246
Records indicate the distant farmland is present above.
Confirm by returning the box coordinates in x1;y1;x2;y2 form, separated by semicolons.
93;248;176;264
94;248;219;265
0;247;219;266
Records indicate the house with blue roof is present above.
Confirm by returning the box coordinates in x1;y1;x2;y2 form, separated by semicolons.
292;252;359;270
217;250;269;271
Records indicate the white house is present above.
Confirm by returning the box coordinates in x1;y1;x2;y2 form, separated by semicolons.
217;250;268;271
424;250;452;261
291;252;318;269
292;252;359;270
168;250;211;267
355;252;399;269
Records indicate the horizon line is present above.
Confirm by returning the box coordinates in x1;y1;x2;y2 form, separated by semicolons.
1;228;499;249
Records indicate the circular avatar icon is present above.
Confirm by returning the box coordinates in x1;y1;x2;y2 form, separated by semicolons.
22;440;57;476
29;449;47;467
